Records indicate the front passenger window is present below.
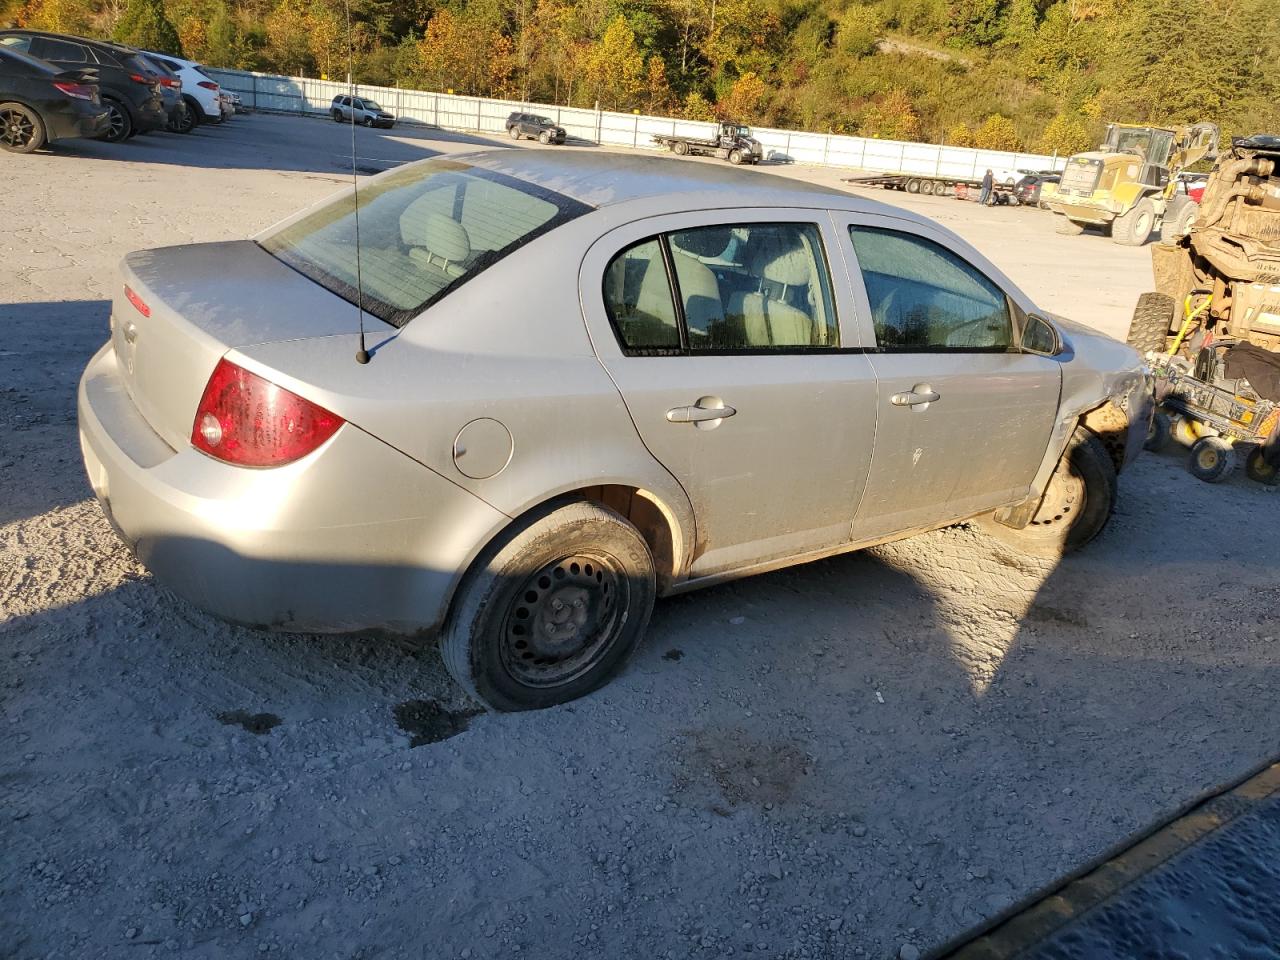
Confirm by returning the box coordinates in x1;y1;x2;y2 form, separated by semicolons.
848;227;1012;351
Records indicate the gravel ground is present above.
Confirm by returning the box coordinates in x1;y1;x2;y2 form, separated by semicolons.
2;115;1278;960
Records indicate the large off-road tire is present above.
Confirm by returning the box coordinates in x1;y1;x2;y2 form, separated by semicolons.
1126;291;1177;356
441;500;657;712
1056;217;1085;235
0;101;45;153
1188;436;1235;483
978;429;1117;557
1112;197;1156;246
1160;197;1197;244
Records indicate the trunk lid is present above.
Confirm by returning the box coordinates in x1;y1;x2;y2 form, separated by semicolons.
112;240;386;452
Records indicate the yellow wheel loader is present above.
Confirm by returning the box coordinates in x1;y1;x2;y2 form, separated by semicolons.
1048;122;1219;246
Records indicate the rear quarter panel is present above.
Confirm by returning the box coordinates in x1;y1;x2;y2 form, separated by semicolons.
237;214;698;576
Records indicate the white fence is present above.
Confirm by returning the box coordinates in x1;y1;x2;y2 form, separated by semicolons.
207;67;1065;181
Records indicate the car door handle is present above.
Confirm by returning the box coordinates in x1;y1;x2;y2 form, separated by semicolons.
666;399;737;425
891;388;940;407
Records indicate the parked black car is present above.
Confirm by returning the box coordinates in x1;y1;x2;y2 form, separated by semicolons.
0;30;167;142
0;44;109;153
505;111;566;144
136;53;190;133
1014;171;1060;207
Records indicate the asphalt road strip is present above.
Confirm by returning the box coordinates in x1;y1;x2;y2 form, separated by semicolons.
931;757;1280;958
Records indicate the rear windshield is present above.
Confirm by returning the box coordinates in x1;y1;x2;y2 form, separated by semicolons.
258;159;590;327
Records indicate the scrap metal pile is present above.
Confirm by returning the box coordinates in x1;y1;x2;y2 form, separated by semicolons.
1129;134;1280;485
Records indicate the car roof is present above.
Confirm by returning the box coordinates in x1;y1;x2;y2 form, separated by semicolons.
3;28;142;58
453;149;916;218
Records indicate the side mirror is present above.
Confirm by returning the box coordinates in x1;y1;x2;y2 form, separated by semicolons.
1021;313;1061;356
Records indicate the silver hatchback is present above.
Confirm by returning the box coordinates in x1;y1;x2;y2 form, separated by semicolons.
79;152;1150;710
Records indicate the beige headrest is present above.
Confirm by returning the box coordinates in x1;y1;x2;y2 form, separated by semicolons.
400;202;471;264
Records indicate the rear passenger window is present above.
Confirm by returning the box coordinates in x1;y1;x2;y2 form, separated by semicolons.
603;240;681;353
0;36;33;53
848;227;1012;351
33;38;89;62
602;223;838;355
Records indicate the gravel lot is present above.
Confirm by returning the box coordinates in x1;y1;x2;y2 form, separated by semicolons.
3;115;1278;960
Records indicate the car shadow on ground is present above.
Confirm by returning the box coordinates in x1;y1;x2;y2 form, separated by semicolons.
0;300;109;525
35;112;515;177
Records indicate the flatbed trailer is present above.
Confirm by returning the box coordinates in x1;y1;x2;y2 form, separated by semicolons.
653;122;764;165
843;172;1017;201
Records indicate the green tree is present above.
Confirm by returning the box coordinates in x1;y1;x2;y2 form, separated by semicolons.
861;88;920;140
716;70;769;122
1037;112;1091;155
683;90;716;120
113;0;183;55
583;15;644;109
19;0;93;34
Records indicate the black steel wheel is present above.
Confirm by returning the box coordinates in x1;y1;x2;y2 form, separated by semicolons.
977;429;1117;557
0;102;44;153
100;99;131;142
442;500;656;711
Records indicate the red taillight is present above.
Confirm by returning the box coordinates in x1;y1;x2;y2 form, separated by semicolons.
197;80;219;91
129;72;151;84
124;285;150;317
191;358;344;468
52;80;96;100
159;76;180;88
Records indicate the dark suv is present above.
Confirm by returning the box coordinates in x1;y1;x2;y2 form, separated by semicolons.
0;30;167;142
505;111;566;145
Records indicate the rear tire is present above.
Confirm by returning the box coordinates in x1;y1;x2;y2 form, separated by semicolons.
920;180;935;195
905;178;921;193
673;140;689;156
0;101;45;153
1144;409;1172;453
977;429;1117;557
1126;291;1177;356
100;98;131;143
441;501;656;711
1160;197;1197;244
1188;437;1235;483
1246;446;1279;486
1056;218;1085;235
177;97;200;132
1113;197;1156;246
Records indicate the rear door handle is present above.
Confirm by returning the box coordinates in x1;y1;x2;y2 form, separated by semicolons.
667;397;737;428
891;386;940;408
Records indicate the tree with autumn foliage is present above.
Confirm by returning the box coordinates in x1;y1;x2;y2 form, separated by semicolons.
582;15;643;109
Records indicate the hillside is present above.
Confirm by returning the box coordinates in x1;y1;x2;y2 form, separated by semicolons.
8;0;1280;151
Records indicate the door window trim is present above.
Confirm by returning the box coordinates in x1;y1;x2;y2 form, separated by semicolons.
838;215;1058;357
602;221;846;358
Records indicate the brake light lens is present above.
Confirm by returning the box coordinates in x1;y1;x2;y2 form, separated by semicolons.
158;76;180;88
191;358;344;467
197;80;219;91
124;285;150;317
52;80;96;100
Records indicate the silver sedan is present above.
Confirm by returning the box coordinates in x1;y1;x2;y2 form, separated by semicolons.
78;151;1151;710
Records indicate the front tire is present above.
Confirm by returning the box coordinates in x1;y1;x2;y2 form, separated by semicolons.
0;101;45;153
538;130;551;145
728;148;743;165
1056;217;1085;235
441;501;656;711
1113;197;1155;246
978;429;1117;557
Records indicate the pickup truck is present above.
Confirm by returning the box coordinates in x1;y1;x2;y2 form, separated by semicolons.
653;122;764;165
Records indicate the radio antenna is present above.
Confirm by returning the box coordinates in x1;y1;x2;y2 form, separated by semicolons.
345;0;371;365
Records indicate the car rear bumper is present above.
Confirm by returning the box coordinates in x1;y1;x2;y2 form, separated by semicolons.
46;102;111;142
78;342;507;636
133;99;169;132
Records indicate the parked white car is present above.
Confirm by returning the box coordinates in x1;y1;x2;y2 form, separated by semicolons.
141;50;222;129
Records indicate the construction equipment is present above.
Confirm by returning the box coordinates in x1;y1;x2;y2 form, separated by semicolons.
1048;122;1220;245
1128;134;1280;485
